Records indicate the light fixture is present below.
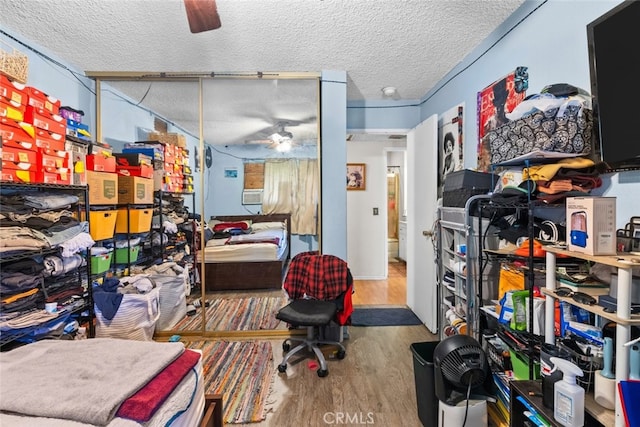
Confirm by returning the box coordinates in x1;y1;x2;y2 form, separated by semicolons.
270;129;293;143
382;86;397;97
276;138;292;152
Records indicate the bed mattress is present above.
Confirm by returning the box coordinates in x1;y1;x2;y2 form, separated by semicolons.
204;228;287;262
0;343;205;427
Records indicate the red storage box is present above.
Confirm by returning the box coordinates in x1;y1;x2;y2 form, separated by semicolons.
24;106;66;137
114;152;153;166
0;75;26;105
0;118;35;147
37;149;68;169
0;98;25;121
24;86;61;115
34;128;65;151
2;145;37;168
36;167;71;185
1;169;36;183
117;164;153;179
86;153;116;172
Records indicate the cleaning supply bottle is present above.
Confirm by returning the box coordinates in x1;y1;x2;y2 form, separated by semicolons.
550;357;584;427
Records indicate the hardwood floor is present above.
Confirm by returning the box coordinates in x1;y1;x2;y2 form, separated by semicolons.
352;260;407;306
184;261;436;427
249;325;438;427
237;261;436;427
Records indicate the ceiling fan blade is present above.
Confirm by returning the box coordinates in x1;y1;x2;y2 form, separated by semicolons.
244;138;272;145
184;0;221;33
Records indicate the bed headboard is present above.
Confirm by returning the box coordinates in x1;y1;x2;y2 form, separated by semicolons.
209;213;291;260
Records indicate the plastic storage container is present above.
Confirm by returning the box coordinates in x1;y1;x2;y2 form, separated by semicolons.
411;341;440;427
115;208;152;234
90;251;113;274
509;348;541;380
114;245;140;264
87;209;118;241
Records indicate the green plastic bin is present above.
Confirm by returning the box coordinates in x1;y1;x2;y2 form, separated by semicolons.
90;251;113;274
114;245;140;264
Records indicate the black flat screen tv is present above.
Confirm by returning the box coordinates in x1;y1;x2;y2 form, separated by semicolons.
587;0;640;171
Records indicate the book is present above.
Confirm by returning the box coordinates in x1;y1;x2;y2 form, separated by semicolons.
556;278;610;295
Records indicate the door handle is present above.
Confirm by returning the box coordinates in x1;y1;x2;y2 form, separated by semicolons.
423;230;434;237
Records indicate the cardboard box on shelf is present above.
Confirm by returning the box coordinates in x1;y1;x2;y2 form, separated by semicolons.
566;196;617;255
86;171;118;205
118;176;153;204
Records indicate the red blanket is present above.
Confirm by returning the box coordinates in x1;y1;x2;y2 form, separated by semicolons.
116;349;200;422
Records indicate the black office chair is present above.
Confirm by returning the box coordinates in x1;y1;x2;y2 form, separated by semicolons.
275;251;352;377
276;299;346;377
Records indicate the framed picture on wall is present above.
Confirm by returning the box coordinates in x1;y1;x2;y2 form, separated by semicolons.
346;163;366;190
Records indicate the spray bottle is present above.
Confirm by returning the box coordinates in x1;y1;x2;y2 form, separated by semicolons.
550;357;584;427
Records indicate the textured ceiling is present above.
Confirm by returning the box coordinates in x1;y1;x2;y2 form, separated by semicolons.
0;0;525;146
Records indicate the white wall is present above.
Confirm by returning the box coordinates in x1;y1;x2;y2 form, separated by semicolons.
347;139;406;279
345;1;639;280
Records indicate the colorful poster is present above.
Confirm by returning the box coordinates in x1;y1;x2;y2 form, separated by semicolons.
477;67;528;171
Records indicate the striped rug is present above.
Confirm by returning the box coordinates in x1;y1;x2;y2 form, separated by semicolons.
186;340;275;424
173;296;286;331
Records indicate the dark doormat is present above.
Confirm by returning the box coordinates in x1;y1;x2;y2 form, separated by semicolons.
350;307;423;326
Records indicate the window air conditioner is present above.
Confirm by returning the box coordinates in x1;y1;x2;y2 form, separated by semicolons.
242;189;263;205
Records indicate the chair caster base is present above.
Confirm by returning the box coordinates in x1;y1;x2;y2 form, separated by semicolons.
317;369;328;377
277;364;287;373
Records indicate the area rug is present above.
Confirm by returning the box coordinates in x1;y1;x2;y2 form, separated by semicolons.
186;340;275;424
350;307;423;326
174;296;286;331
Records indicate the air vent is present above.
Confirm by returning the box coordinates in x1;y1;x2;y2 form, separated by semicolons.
242;189;263;205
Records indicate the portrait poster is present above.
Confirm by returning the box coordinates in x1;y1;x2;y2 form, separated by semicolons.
439;103;464;193
346;163;366;190
476;67;528;171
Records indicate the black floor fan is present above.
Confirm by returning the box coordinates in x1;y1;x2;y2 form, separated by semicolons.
434;335;496;426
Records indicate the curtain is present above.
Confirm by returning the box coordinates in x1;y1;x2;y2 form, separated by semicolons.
262;158;318;235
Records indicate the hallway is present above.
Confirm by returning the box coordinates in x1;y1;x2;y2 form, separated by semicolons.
352;261;406;306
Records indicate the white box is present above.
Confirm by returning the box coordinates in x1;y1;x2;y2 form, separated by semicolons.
566;196;616;255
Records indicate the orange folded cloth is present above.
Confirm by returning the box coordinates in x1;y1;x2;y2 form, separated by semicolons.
514;238;546;257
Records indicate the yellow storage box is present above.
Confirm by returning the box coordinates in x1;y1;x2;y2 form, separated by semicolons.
87;209;118;241
115;208;153;234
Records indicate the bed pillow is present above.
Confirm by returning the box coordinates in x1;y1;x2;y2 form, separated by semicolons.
251;221;286;231
208;220;252;233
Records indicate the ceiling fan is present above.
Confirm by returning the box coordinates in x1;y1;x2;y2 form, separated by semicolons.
245;121;299;152
184;0;221;33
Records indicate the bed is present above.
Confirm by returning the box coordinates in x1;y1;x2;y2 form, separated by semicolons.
201;213;291;292
0;338;223;427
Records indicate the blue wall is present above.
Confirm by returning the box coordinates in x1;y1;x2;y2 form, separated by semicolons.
346;0;639;227
3;0;638;245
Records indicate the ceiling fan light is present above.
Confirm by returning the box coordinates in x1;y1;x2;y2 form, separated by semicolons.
277;139;292;152
270;133;283;143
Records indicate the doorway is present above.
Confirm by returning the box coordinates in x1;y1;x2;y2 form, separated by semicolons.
346;135;407;306
387;166;400;261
